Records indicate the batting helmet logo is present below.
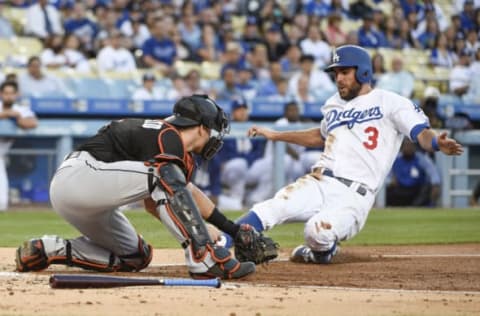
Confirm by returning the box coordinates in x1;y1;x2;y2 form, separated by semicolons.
332;50;340;63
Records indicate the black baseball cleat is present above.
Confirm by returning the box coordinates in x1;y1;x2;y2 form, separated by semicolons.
189;246;256;280
290;243;338;264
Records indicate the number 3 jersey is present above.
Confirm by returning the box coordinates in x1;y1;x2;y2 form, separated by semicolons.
312;89;430;193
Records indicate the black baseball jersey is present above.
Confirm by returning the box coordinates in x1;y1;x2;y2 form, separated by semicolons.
77;118;195;179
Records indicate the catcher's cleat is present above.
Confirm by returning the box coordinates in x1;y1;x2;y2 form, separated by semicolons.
189;246;256;280
16;238;50;272
290;243;338;264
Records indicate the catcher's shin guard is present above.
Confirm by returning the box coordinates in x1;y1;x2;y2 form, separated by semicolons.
155;163;212;256
153;163;255;279
16;235;152;272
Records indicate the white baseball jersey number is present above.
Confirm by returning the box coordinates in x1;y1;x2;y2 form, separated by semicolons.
363;126;379;150
142;120;163;130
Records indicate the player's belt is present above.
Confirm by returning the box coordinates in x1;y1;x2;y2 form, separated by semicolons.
319;169;368;196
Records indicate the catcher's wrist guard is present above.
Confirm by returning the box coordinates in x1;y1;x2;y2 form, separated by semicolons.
234;225;279;264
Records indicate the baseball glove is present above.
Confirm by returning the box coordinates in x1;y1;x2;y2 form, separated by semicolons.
234;225;279;264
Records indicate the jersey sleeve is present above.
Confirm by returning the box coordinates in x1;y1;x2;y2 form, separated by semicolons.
389;98;430;142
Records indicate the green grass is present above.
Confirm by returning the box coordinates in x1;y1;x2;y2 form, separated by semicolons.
0;209;479;248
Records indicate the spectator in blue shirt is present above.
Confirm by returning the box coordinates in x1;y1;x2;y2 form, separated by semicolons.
240;16;264;53
192;154;222;206
357;13;387;48
279;44;302;76
257;61;285;97
387;138;441;207
460;0;476;31
417;17;440;49
217;97;265;210
400;0;425;21
304;0;331;18
220;41;247;74
63;2;99;54
214;65;243;102
141;17;177;76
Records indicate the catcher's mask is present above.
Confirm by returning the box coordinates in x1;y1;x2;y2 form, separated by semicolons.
165;94;230;160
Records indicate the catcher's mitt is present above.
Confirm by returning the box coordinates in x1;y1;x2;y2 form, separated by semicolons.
234;225;279;264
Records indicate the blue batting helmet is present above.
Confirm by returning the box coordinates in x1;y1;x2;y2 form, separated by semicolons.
325;45;373;84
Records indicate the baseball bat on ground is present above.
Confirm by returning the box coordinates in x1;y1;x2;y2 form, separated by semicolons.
49;274;222;289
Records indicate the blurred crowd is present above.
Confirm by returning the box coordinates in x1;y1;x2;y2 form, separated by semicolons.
0;0;479;110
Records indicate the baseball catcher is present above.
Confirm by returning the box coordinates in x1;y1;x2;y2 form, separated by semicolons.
16;95;270;279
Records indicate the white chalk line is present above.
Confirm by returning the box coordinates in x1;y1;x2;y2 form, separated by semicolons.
371;254;480;258
224;282;480;295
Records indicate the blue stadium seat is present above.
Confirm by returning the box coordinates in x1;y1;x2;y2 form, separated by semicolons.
72;78;111;99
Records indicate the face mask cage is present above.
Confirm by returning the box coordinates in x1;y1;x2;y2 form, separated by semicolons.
200;107;229;160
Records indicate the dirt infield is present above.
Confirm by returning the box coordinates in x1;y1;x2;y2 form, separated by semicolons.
1;244;480;316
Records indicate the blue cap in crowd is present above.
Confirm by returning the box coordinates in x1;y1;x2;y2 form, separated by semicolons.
246;16;257;26
267;24;281;33
231;98;248;111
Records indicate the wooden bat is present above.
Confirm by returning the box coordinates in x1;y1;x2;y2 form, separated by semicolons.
49;274;222;289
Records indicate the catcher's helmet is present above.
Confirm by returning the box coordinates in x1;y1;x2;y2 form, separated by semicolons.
166;94;229;133
325;45;372;84
166;94;230;160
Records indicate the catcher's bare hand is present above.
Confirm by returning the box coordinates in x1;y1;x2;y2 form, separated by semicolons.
437;132;463;155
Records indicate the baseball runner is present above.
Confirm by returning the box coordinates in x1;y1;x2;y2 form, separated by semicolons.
15;95;276;279
225;45;463;263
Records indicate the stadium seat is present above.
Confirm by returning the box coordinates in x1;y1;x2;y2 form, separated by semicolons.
341;19;362;34
71;76;112;99
12;37;43;57
231;15;246;35
201;61;221;80
2;7;27;34
0;39;11;63
413;80;426;100
174;60;202;77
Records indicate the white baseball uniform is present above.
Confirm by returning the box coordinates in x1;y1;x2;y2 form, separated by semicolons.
252;88;430;251
0;102;37;211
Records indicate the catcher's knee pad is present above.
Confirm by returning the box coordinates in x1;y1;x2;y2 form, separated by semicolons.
304;219;337;252
67;235;153;272
117;236;153;272
16;235;153;273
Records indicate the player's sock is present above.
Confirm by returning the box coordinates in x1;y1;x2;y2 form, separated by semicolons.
235;210;264;232
223;210;264;249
